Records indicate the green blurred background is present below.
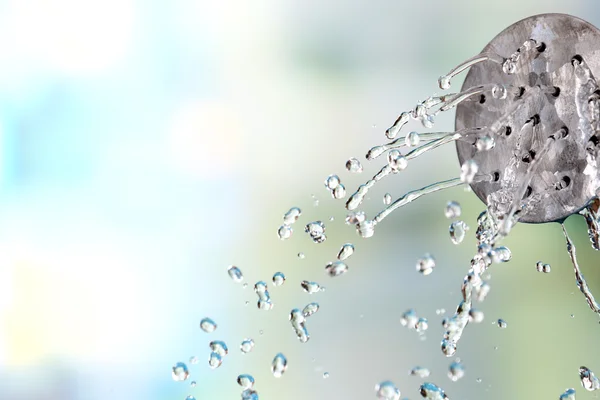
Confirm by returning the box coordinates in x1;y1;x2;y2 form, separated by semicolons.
0;0;599;399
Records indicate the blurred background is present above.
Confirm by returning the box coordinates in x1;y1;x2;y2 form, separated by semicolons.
1;0;600;399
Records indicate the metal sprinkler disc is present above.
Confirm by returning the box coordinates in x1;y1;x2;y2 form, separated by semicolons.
456;13;600;223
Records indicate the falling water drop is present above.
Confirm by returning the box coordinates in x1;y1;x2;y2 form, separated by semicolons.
240;338;255;354
475;135;495;151
417;254;436;275
445;201;461;218
580;366;600;391
410;366;431;378
325;174;341;190
209;340;228;357
333;184;346;199
172;362;189;382
496;319;507;329
383;193;392;205
271;353;288;378
536;261;551;273
448;361;465;382
200;317;217;333
289;308;310;343
559;388;576;400
388;150;408;171
301;280;322;294
416;317;429;332
283;207;302;225
227;266;244;283
254;281;274;311
346;157;363;173
208;352;223;369
323;372;330;379
277;225;293;240
298;252;305;259
325;260;349;277
305;221;327;243
375;380;401;400
449;221;468;244
406;131;421;147
419;382;449;399
400;309;419;328
441;339;457;357
337;243;355;261
190;381;196;387
302;302;320;317
241;389;259;400
237;374;255;390
460;160;478;183
272;272;286;286
185;396;196;400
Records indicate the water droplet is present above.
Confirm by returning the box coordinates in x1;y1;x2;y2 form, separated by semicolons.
190;381;196;387
406;131;421;147
189;356;198;364
272;272;286;286
449;221;468;244
580;366;600;391
448;361;465;382
277;225;293;240
560;388;576;400
419;382;448;399
460;159;478;183
227;266;244;283
417;254;436;275
375;380;401;400
298;252;305;259
254;281;274;310
475;281;490;302
209;340;228;357
337;243;355;261
357;219;376;238
289;308;310;343
468;308;484;323
200;317;217;333
283;207;302;225
438;75;451;90
416;317;429;332
491;84;508;99
271;353;288;378
185;396;196;400
302;302;320;317
410;366;431;378
475;135;495;151
243;283;248;289
241;389;259;400
536;261;551;273
305;221;327;243
383;193;392;205
400;309;419;328
237;374;255;389
496;319;507;329
172;362;189;381
346;211;366;225
325;174;341;190
441;339;457;357
387;149;408;171
240;338;255;354
346;157;363;173
325;260;348;277
332;184;346;199
301;280;321;294
323;372;330;379
493;246;512;263
208;352;222;369
445;201;461;218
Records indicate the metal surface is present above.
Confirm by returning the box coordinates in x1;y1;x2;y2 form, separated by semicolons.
455;14;600;223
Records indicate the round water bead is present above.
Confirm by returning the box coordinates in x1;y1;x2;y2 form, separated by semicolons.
406;131;421;147
449;220;468;245
337;243;355;261
441;339;457;357
579;366;600;391
323;372;330;379
415;317;429;332
475;135;495;151
332;184;346;199
298;252;305;259
301;280;322;294
272;272;286;286
305;221;327;243
271;353;288;378
536;261;551;273
388;149;408;172
227;266;244;283
325;260;348;277
375;380;401;400
240;338;255;354
345;210;366;225
237;374;255;390
283;207;302;225
208;352;222;369
400;309;419;328
324;174;340;190
448;361;465;382
496;319;507;329
190;381;196;387
417;254;436;275
445;201;461;218
185;396;196;400
383;192;392;205
419;382;448;399
277;224;292;240
493;246;512;263
346;157;363;173
410;366;431;378
172;362;189;381
200;317;217;333
209;340;228;357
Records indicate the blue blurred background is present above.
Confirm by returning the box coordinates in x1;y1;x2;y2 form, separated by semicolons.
1;1;600;399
